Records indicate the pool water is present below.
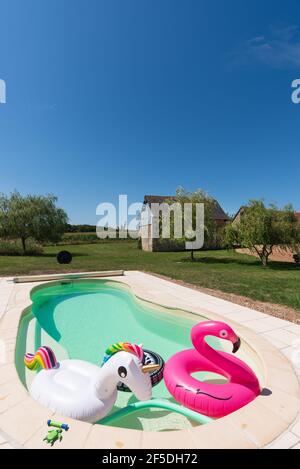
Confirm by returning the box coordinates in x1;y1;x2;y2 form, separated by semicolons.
16;279;234;431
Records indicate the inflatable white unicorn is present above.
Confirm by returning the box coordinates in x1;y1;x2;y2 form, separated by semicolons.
24;343;159;423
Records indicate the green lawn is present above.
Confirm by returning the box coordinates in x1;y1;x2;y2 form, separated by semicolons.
0;240;299;310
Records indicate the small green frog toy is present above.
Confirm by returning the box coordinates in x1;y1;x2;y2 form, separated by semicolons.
43;428;63;446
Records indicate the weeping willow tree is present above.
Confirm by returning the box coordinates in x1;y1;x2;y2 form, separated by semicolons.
0;191;68;254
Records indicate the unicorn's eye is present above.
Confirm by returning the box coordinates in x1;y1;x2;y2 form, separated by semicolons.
118;366;127;378
220;329;228;338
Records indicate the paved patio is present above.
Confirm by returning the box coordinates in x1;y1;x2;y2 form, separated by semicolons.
0;271;300;449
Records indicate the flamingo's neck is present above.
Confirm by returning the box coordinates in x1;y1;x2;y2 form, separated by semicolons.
193;331;260;393
94;366;119;401
196;335;233;379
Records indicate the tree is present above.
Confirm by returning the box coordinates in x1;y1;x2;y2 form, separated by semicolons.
225;200;300;267
166;187;218;260
66;224;96;233
0;191;68;253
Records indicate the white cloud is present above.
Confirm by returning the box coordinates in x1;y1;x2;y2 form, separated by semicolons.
230;25;300;69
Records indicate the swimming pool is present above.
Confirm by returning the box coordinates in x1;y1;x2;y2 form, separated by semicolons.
15;279;260;432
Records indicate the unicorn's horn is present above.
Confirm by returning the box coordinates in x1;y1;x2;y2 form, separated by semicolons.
141;364;160;373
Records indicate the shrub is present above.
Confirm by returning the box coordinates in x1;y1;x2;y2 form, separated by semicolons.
153;238;186;252
0;239;44;256
293;253;300;265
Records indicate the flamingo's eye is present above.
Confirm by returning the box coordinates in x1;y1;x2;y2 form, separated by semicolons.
118;366;127;378
220;329;228;338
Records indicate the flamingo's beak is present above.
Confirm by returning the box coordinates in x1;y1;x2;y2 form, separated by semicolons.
232;337;241;353
141;364;160;373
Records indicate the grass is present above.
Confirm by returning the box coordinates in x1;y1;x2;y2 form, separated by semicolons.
0;239;299;311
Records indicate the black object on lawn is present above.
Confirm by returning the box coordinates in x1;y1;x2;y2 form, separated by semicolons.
57;251;72;264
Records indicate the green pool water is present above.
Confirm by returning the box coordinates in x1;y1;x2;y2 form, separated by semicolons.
16;279;226;431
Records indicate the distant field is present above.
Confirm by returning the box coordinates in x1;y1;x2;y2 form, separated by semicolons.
61;231;139;244
64;232;97;236
0;239;299;311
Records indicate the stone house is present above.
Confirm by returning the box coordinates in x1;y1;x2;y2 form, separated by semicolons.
139;194;229;252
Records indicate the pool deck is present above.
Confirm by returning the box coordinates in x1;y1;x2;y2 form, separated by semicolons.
0;270;300;449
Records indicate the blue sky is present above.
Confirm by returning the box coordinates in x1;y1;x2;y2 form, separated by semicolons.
0;0;300;223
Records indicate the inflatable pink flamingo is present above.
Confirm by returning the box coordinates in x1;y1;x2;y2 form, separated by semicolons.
164;321;260;418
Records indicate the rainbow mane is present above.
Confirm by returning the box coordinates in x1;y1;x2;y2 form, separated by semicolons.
24;346;58;371
102;342;144;366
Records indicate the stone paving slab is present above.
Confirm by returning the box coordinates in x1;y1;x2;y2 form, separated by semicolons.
266;431;300;449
